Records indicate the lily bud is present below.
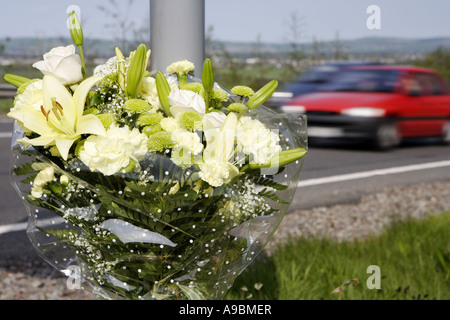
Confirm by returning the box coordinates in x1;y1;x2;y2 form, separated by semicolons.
126;44;148;98
155;72;172;117
248;148;307;170
202;58;214;93
202;58;214;109
4;74;30;88
69;11;83;47
246;80;278;110
115;47;126;92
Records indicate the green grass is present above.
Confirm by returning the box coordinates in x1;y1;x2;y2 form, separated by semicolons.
0;98;13;114
226;213;450;300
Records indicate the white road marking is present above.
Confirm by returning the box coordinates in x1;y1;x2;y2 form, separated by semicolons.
0;217;65;235
298;160;450;187
0;221;28;234
2;160;450;235
0;132;12;139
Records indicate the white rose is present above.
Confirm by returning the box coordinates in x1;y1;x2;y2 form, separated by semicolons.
11;80;43;112
33;45;83;85
202;112;226;129
169;89;206;116
80;125;148;176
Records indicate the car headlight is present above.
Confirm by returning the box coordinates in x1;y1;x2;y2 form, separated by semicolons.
341;107;386;117
280;105;306;114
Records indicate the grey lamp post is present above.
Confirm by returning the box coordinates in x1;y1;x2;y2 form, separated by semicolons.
150;0;206;77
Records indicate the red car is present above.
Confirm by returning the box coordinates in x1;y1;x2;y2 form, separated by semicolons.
281;65;450;149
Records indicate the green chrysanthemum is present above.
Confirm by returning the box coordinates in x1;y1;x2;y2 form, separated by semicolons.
227;102;247;113
137;112;163;127
123;99;152;113
180;82;204;93
212;88;228;102
142;124;163;137
178;111;203;132
231;86;255;97
96;113;116;130
147;132;175;152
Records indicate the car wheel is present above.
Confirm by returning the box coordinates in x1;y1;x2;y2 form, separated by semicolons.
373;121;401;150
440;121;450;145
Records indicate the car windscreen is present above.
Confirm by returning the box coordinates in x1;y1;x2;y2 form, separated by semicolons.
296;65;340;84
321;69;400;93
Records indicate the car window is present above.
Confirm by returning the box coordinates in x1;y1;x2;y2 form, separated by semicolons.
429;75;450;95
411;73;449;96
322;70;400;93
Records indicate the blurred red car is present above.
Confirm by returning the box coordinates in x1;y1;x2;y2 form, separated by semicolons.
281;65;450;149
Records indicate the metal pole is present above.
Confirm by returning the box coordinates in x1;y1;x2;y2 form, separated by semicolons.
150;0;205;77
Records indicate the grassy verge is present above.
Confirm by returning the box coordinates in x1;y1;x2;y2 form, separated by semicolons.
226;213;450;300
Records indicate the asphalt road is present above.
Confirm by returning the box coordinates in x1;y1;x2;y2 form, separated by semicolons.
1;117;450;259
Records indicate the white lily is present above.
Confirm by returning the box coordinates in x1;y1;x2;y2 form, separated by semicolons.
198;112;240;187
8;75;106;160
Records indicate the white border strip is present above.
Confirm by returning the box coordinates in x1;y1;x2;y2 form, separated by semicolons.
298;160;450;187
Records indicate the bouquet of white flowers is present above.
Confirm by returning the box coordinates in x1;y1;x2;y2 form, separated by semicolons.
6;12;307;300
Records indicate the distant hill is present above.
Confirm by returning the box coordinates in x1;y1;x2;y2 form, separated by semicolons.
1;36;449;59
214;37;450;57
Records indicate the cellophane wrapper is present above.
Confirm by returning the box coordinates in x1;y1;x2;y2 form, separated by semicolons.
10;103;307;300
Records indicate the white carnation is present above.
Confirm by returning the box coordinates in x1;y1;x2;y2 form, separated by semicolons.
166;60;195;75
12;80;43;112
170;129;203;155
198;159;239;187
236;117;281;164
80;125;148;176
160;117;182;133
31;166;55;198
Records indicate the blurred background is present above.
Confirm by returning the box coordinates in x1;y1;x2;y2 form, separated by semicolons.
0;0;449;92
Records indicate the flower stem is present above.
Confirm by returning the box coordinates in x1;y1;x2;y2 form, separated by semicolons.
78;45;86;80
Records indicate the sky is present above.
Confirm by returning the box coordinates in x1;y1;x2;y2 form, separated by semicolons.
0;0;449;43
